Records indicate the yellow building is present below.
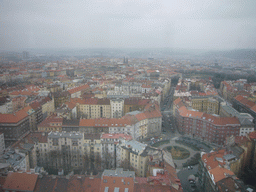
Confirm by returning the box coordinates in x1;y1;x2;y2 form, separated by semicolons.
70;98;111;119
37;115;63;132
191;96;220;114
41;97;55;119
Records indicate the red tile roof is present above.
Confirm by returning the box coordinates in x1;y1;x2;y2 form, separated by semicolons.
10;86;40;96
79;117;135;127
250;104;256;113
201;149;226;170
65;101;76;109
173;98;182;105
134;183;172;192
0;107;28;123
38;115;63;127
235;136;250;145
135;113;147;121
202;114;240;126
234;95;244;102
34;175;68;192
249;131;256;140
208;166;235;183
100;176;134;192
3;172;38;191
67;176;101;192
67;84;89;94
12;132;48;149
30;101;42;110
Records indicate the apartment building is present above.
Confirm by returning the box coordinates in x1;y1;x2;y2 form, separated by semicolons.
100;168;135;192
69;98;111;119
52;91;70;108
220;103;255;136
0;99;13;114
100;133;132;169
117;140;147;177
37;115;63;132
110;98;124;118
30;101;43;131
0;108;30;147
40;96;55;120
36;101;162;141
123;98;150;114
233;95;256;125
191;96;224;114
67;84;90;98
175;105;240;145
198;149;253;192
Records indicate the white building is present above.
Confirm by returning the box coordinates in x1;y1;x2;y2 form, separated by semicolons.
110;99;124;118
100;133;132;169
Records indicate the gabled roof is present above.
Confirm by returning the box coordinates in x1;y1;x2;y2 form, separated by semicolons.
67;176;101;192
250;104;256;113
38;115;63;127
173;98;182;105
201;149;226;170
135;112;147;121
3;172;38;191
30;101;42;111
34;175;68;192
67;84;89;94
208;166;235;183
100;175;134;192
234;95;244;102
202;114;240;126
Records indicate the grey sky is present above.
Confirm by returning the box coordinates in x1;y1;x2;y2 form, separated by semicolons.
1;0;256;51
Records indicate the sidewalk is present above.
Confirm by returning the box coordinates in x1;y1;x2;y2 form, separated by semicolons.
159;139;199;170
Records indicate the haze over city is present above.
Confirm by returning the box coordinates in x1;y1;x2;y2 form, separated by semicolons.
1;0;256;51
1;1;256;192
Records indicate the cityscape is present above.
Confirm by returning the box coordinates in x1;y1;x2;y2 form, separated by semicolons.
1;1;256;192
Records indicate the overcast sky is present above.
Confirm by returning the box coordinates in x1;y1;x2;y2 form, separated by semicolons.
1;0;256;51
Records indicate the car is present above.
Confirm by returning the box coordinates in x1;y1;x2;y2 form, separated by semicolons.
190;166;193;169
188;166;191;170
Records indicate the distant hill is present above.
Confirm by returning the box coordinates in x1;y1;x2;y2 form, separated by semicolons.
203;49;256;61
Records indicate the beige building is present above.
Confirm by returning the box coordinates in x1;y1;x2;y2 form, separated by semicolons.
69;98;111;119
117;140;148;177
191;96;221;114
40;97;55;119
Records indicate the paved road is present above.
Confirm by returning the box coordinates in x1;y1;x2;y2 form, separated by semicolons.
178;165;200;192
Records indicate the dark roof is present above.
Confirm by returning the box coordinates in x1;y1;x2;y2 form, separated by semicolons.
216;177;245;192
34;175;68;192
84;133;101;140
62;119;80;126
67;176;101;192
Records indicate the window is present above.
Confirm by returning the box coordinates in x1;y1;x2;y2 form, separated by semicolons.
103;179;107;183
